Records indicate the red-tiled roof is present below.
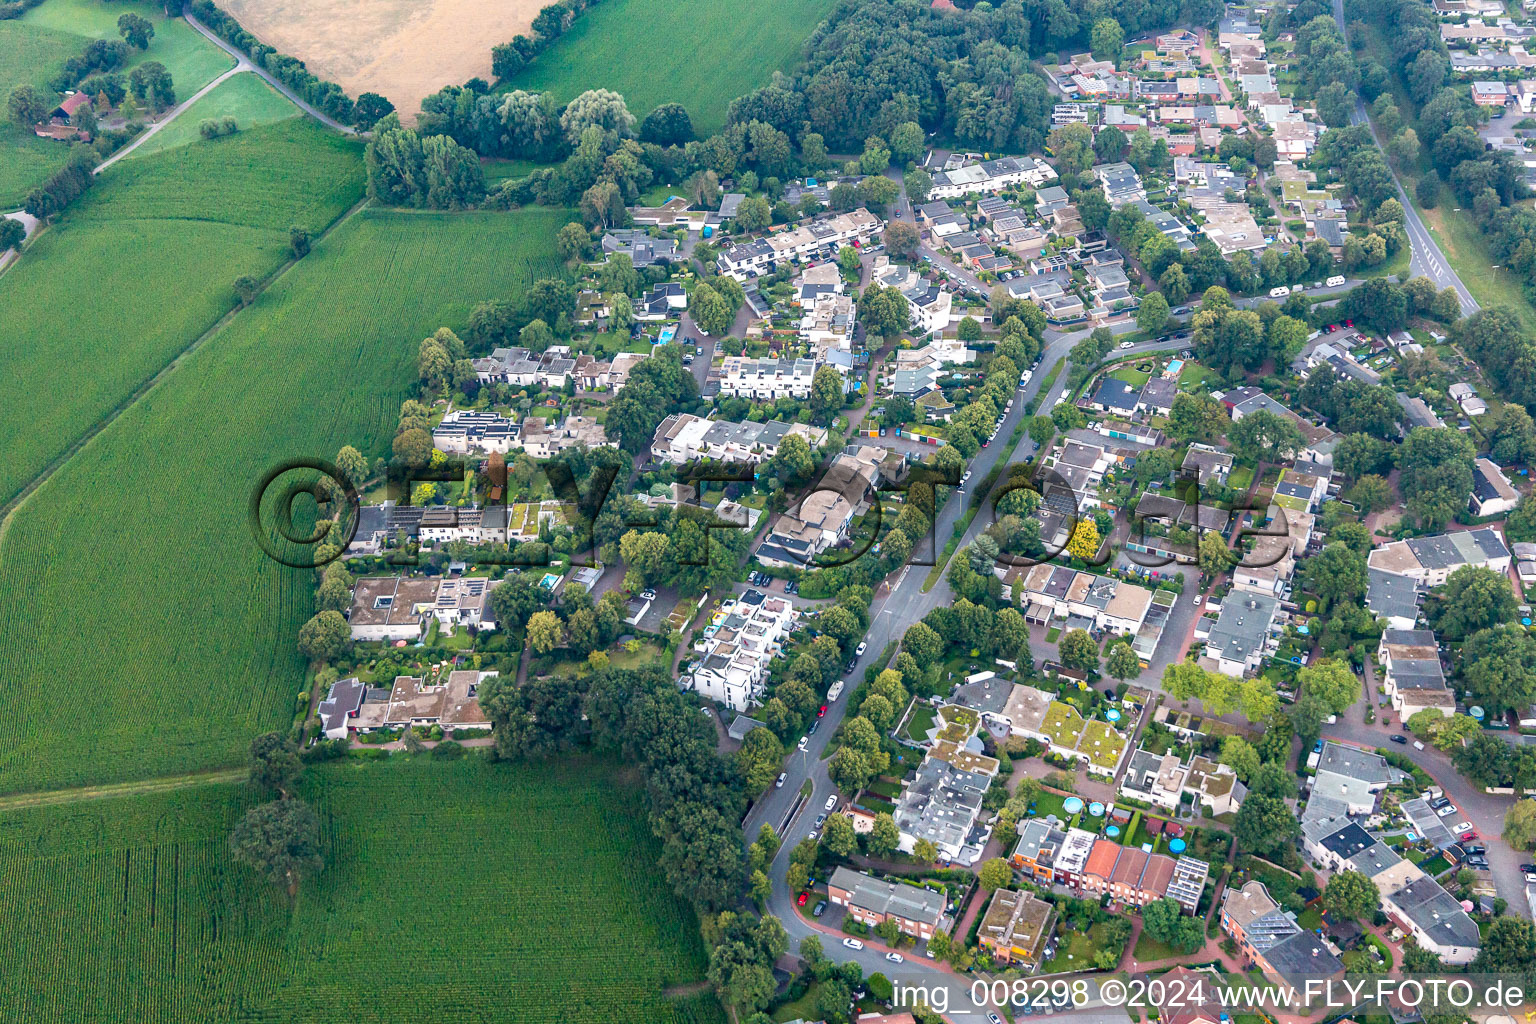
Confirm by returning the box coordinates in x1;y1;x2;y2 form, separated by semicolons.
1085;839;1120;881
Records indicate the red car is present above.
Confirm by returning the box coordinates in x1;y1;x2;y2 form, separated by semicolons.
797;891;810;907
1461;831;1478;841
1345;319;1354;327
818;705;828;717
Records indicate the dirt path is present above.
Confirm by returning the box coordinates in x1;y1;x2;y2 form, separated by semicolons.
0;768;246;813
184;10;357;134
95;65;247;173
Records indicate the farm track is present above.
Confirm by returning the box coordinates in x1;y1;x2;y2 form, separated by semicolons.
0;768;246;812
0;196;370;539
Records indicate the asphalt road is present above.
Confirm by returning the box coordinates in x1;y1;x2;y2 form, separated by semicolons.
743;325;1194;1017
1330;0;1477;315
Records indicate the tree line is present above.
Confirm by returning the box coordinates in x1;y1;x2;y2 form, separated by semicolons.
489;0;608;81
190;0;393;129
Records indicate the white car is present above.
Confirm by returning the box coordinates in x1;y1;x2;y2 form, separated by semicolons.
640;588;657;600
843;938;864;950
1193;594;1203;606
961;471;971;484
776;772;787;788
797;736;809;751
1437;804;1456;816
825;794;838;812
807;829;818;840
855;642;867;657
1453;821;1472;833
1118;340;1134;350
885;952;904;963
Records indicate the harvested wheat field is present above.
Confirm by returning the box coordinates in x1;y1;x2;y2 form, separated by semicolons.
221;0;542;122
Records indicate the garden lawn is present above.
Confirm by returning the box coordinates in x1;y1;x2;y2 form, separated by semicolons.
902;703;938;742
0;119;363;511
1132;930;1186;963
0;205;568;795
0;754;721;1024
129;70;298;158
502;0;836;135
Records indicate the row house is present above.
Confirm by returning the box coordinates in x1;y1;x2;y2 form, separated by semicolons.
1221;882;1345;990
715;356;817;400
715;209;881;280
927;155;1054;198
1079;840;1210;913
686;589;795;709
649;413;826;465
1377;628;1453;720
1366;525;1511;585
828;867;947;940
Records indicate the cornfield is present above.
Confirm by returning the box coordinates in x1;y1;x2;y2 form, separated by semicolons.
0;119;365;508
0;756;723;1024
0;205;566;796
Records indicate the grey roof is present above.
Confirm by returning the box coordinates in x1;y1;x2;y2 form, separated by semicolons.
318;677;366;734
1366;568;1422;623
728;715;767;741
1265;929;1344;986
951;676;1012;716
1347;840;1404;879
1205;592;1280;666
1406;526;1509;570
892;757;990;853
1317;741;1403;786
829;866;946;925
1091;377;1141;412
1388;874;1481;949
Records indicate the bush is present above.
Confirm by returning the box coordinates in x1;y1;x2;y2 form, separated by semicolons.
301;738;350;762
197;116;238;140
430;739;466;759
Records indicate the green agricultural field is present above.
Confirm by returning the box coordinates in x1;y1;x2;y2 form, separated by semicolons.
0;119;363;511
0;755;722;1024
0;0;236;203
0;205;568;795
129;70;297;158
503;0;835;134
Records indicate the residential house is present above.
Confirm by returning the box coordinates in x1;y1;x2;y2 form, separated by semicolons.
1366;526;1512;585
828;867;948;939
347;577;441;642
978;889;1057;965
1377;629;1453;719
1221;881;1345;989
1365;568;1423;632
1200;591;1281;677
1096;161;1147;206
686;590;795;709
1471;458;1519;517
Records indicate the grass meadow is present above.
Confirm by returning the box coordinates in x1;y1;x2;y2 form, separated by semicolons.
0;0;235;204
0;756;723;1024
0;118;364;511
503;0;835;134
0;204;567;795
130;71;298;158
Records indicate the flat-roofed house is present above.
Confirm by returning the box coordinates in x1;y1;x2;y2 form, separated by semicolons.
978;889;1056;965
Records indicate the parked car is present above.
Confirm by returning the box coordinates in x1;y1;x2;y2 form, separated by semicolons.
817;704;828;718
814;813;827;828
797;891;809;906
797;736;808;751
1118;340;1134;350
885;952;904;963
1390;734;1408;745
843;938;864;950
825;794;838;812
776;772;788;788
813;900;827;917
1520;864;1536;874
855;642;867;657
640;588;657;601
1453;821;1472;833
